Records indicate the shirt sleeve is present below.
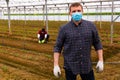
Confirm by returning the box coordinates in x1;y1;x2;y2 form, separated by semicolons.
45;31;47;34
92;23;103;51
54;27;65;53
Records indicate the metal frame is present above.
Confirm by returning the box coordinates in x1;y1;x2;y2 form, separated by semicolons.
0;0;120;43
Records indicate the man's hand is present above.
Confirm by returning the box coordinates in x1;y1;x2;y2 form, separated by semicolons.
37;34;40;39
53;65;61;78
96;61;104;72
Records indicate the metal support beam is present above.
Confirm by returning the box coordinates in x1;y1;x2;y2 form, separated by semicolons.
95;6;98;22
100;1;102;29
86;7;89;20
24;6;26;25
113;15;120;22
45;0;48;33
1;0;120;8
67;3;70;21
6;0;11;34
43;5;45;26
110;0;114;44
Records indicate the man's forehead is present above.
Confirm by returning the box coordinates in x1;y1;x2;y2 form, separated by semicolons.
71;6;82;10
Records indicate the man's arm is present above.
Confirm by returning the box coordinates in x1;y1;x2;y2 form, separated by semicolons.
53;52;61;77
53;26;65;77
96;49;103;61
96;49;104;72
91;22;104;72
54;52;60;66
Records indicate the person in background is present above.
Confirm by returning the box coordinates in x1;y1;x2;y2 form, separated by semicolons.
53;2;104;80
37;28;49;43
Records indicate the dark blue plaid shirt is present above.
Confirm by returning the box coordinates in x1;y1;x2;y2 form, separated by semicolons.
54;19;103;74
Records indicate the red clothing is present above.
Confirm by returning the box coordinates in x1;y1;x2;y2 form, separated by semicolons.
38;30;47;39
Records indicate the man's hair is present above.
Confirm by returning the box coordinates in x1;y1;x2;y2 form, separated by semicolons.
42;28;45;31
69;2;83;12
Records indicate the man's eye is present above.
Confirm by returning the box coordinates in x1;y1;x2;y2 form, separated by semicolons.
72;10;81;13
72;11;76;13
77;10;81;12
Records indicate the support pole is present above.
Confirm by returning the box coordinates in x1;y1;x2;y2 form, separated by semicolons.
110;0;114;44
45;0;48;33
6;0;11;34
53;9;55;21
67;3;70;21
24;6;26;25
96;6;98;22
43;5;45;26
100;1;102;29
86;7;89;20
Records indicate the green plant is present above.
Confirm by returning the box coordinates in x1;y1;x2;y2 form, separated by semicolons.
1;65;8;72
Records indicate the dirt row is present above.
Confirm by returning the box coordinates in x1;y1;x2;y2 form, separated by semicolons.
0;35;54;54
0;45;65;80
0;45;120;80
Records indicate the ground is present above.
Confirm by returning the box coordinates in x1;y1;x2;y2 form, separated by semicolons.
0;20;120;80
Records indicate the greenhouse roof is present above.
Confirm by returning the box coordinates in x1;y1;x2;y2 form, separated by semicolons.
0;0;120;9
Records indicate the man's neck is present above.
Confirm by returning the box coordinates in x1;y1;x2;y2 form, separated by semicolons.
73;20;82;26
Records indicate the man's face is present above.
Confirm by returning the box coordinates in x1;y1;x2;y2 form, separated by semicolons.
69;6;83;16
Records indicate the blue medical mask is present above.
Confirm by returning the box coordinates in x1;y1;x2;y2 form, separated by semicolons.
72;12;82;22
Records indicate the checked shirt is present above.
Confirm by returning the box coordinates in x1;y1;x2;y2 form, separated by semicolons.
54;19;103;74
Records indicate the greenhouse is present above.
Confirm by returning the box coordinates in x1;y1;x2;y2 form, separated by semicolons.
0;0;120;80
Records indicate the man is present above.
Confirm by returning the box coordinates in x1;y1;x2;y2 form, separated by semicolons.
53;2;104;80
37;28;49;43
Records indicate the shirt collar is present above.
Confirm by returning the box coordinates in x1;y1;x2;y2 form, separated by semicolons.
70;19;83;27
